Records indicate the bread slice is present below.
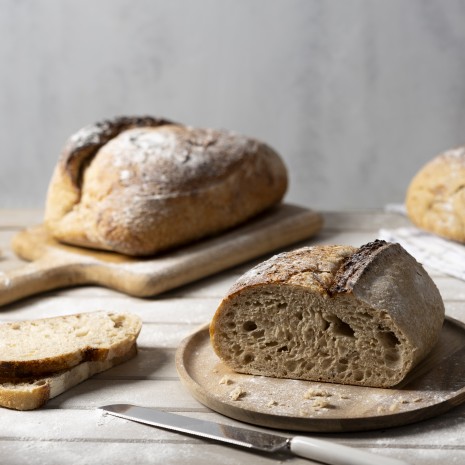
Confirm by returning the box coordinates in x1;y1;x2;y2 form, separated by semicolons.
0;344;137;410
210;241;445;388
0;312;142;378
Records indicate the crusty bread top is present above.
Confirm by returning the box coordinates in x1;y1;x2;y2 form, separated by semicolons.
223;242;358;296
59;116;176;190
225;240;414;297
0;312;141;378
44;116;288;256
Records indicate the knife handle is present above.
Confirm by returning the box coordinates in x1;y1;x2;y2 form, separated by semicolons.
289;436;409;465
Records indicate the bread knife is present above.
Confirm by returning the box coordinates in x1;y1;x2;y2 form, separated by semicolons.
100;404;408;465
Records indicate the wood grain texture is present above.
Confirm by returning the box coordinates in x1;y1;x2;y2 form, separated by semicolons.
0;204;322;307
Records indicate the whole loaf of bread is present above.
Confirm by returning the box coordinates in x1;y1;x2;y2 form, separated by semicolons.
45;116;288;256
406;146;465;243
210;241;445;388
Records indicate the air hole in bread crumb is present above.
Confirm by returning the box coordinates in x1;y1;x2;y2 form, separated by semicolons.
33;380;47;386
243;321;257;332
110;315;124;328
285;360;298;371
333;318;355;338
243;354;254;364
379;331;400;348
317;315;330;331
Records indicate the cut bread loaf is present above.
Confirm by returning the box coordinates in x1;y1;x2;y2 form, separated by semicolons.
0;344;137;411
210;241;445;388
44;116;288;256
406;146;465;243
0;312;142;378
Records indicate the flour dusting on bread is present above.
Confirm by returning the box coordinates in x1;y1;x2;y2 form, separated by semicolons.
45;116;287;256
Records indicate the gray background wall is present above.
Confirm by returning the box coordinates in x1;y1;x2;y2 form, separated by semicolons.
1;0;465;210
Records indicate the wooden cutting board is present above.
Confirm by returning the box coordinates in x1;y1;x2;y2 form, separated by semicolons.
176;317;465;432
0;204;322;307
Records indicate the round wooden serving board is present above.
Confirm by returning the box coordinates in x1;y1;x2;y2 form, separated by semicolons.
176;317;465;432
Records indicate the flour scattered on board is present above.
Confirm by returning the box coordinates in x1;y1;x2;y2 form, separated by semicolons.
0;271;11;288
219;375;233;385
229;385;246;401
304;388;332;399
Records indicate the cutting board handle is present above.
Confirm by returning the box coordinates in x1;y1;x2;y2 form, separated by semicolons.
0;258;88;308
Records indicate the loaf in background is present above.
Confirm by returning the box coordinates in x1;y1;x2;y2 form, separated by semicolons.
406;146;465;242
45;116;288;256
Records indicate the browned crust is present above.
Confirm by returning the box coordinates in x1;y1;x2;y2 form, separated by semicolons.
61;115;178;189
0;359;61;378
0;346;109;378
329;240;390;294
0;344;138;410
47;120;288;256
0;382;51;411
223;241;399;301
0;313;141;379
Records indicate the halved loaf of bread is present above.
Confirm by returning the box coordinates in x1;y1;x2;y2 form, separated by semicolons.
210;241;445;388
0;344;137;410
0;312;142;378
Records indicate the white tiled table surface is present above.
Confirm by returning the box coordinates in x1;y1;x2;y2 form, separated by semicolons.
0;210;464;465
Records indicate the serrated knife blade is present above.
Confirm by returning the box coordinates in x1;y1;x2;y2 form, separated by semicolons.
100;404;408;465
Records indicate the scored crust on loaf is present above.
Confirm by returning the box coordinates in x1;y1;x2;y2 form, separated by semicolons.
406;146;465;243
0;344;137;410
55;116;176;190
0;312;142;378
210;241;445;388
44;116;288;256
